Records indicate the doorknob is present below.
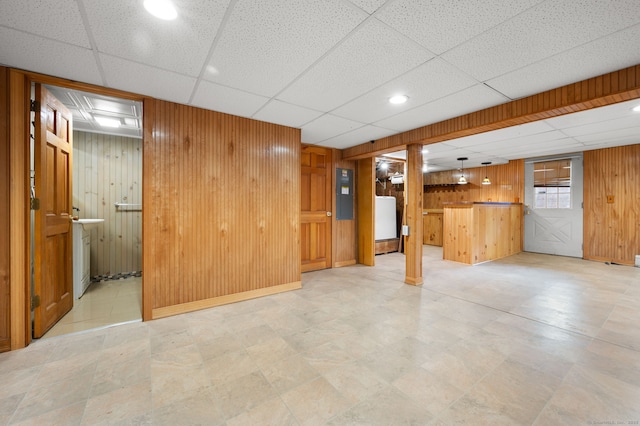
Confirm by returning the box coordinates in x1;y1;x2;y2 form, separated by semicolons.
326;211;332;217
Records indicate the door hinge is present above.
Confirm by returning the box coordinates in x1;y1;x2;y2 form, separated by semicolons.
31;295;40;310
30;197;40;210
30;100;39;112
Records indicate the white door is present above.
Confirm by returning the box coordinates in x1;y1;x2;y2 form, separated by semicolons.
524;154;583;257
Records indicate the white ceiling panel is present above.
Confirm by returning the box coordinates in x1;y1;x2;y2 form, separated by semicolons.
277;18;434;111
445;121;558;148
0;27;102;85
560;115;640;138
191;81;269;118
546;98;640;129
487;24;640;100
573;127;640;144
332;58;477;123
376;0;544;54
375;84;508;131
347;0;388;14
84;0;230;76
206;0;366;97
316;125;397;149
301;114;365;144
442;0;640;82
0;0;90;48
252;100;323;129
100;54;196;104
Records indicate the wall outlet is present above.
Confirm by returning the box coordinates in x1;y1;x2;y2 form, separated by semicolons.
607;195;614;204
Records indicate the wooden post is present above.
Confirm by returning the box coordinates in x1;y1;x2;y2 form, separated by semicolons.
405;144;423;285
357;158;375;266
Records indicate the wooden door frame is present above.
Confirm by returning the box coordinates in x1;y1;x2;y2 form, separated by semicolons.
6;69;144;350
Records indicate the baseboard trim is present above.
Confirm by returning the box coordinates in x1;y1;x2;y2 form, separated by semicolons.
151;281;302;319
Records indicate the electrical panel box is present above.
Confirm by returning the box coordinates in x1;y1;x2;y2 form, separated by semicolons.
336;168;354;220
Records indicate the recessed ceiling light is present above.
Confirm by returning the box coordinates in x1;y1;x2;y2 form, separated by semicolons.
633;104;640;112
389;95;408;105
95;116;121;128
144;0;178;20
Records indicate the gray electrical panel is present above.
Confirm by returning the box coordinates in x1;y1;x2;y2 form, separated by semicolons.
336;168;354;220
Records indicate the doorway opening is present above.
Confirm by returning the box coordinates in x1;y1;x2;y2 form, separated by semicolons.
30;84;143;339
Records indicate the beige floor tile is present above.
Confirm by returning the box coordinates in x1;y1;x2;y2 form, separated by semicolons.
211;371;277;420
322;360;388;405
262;353;319;393
81;380;151;425
226;396;297;426
281;376;351;426
10;400;85;426
392;366;465;417
152;386;225;426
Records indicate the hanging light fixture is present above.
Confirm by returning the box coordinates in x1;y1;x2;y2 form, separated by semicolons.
481;162;492;185
457;157;468;184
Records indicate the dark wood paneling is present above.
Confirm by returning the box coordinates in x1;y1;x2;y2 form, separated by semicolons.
343;64;640;160
0;67;10;352
584;145;640;265
143;100;301;318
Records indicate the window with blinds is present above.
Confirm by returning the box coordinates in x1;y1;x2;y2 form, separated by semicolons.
533;159;571;209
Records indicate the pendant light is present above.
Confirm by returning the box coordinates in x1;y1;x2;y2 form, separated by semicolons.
457;157;468;184
481;162;492;185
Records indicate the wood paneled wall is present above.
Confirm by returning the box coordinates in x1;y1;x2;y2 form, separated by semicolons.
0;67;10;352
72;131;142;276
143;99;301;319
584;144;640;265
424;160;524;209
332;151;357;267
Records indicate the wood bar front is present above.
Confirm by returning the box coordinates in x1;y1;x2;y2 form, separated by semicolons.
443;202;522;265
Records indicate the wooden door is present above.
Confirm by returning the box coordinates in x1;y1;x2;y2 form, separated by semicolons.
524;155;583;257
33;85;73;338
301;146;332;272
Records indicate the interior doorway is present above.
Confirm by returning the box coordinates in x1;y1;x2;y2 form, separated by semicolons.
524;154;584;257
30;83;144;338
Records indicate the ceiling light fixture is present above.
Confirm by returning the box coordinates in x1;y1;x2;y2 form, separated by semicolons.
633;104;640;112
481;161;492;185
389;95;408;105
457;157;468;185
422;164;428;173
95;116;121;128
379;161;388;170
144;0;178;20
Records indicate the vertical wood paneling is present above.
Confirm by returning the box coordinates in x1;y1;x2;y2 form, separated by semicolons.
72;131;142;276
424;160;524;209
405;144;423;285
143;100;300;317
357;158;375;266
0;67;10;352
332;151;357;267
584;144;640;265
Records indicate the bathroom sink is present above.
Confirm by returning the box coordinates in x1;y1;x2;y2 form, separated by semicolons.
73;218;105;228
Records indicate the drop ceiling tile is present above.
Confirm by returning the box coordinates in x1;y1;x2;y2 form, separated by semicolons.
0;28;102;85
582;137;640;149
375;84;508;131
316;125;397;149
448;122;558;148
0;0;91;48
84;0;230;76
252;100;323;129
278;18;434;111
487;24;640;99
191;81;269;118
301;114;365;144
376;0;544;54
544;99;640;129
442;0;640;82
100;54;196;104
207;0;367;97
332;58;477;123
347;0;389;14
560;115;640;138
573;127;640;144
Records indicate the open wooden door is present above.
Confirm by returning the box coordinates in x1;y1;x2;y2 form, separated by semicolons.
301;145;332;272
32;85;73;338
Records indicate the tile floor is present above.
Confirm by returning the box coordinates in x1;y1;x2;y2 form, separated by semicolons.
42;277;142;339
2;246;640;425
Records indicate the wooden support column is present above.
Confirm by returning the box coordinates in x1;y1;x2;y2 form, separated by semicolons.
357;158;375;266
405;144;423;285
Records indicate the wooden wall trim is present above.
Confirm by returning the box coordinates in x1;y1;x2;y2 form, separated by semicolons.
343;64;640;160
356;158;375;266
8;69;29;350
0;67;10;352
151;281;302;319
